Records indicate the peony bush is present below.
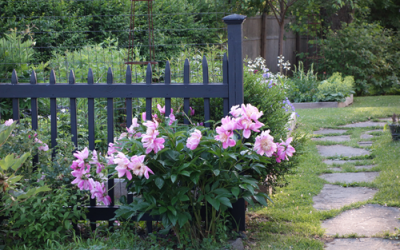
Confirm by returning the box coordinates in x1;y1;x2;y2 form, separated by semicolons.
70;103;295;246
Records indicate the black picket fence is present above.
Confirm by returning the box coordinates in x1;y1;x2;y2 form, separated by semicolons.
0;14;247;232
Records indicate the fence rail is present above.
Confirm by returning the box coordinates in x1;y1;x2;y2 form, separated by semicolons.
0;14;247;232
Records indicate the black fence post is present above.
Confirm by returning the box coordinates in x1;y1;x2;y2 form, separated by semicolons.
223;14;246;107
223;14;247;232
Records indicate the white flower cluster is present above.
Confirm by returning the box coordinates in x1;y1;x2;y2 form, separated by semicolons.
247;57;266;72
277;55;291;71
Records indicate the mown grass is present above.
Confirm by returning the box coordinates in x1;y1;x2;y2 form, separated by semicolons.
246;95;400;249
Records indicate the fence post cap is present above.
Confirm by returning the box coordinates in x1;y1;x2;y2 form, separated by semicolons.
223;14;247;24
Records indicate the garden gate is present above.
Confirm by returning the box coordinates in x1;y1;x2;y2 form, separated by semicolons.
0;14;247;232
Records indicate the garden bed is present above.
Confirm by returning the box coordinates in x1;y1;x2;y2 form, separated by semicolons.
292;94;353;109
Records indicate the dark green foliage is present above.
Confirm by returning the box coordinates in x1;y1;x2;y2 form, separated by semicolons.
0;0;225;69
2;186;86;247
285;62;320;103
243;70;291;141
318;22;400;95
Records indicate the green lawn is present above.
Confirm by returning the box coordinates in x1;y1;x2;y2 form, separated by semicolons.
246;95;400;249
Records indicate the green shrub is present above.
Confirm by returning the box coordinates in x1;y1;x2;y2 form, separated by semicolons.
285;62;320;103
318;22;400;95
243;66;292;141
2;186;86;247
316;72;355;102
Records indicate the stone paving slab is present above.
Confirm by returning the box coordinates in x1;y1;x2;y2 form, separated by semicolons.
325;238;400;250
324;160;360;165
358;141;373;147
319;172;380;183
360;134;374;139
312;135;351;142
322;204;400;236
313;129;347;135
339;121;386;128
328;167;342;171
317;145;370;157
354;165;377;170
313;184;377;210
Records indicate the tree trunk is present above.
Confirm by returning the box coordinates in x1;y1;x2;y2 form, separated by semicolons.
278;20;284;57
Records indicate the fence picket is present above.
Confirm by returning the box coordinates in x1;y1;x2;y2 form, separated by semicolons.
145;63;152;121
202;56;210;128
88;68;95;151
11;70;19;123
49;70;57;153
69;70;78;147
164;61;171;117
223;53;229;116
183;59;190;124
30;70;38;131
87;68;96;208
125;65;133;128
107;67;115;207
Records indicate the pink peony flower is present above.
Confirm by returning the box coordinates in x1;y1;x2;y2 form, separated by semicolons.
229;105;242;118
89;150;105;174
127;118;141;138
236;117;264;139
282;137;295;158
168;113;176;126
241;104;263;122
71;167;93;190
130;155;154;179
157;104;165;115
89;180;111;205
73;147;89;161
141;130;165;154
273;143;286;163
38;143;49;151
189;107;195;116
186;129;202;150
114;152;133;180
142;112;146;121
34;138;49;151
108;143;117;156
254;130;277;157
214;126;236;149
220;116;237;133
4;119;13;126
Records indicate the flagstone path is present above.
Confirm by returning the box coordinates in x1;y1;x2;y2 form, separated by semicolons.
312;120;400;249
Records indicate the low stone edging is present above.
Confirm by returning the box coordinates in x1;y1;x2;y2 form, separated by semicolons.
292;94;353;109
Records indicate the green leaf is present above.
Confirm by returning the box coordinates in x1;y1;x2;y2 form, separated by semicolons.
159;207;167;214
254;194;268;207
214;188;229;195
155;177;164;189
205;195;220;211
171;197;178;205
228;153;237;160
0;122;16;147
176;143;184;151
179;195;189;202
165;150;180;161
177;213;188;228
171;174;177;183
190;172;200;184
218;197;232;208
212;169;220;176
180;171;191;177
11;152;30;171
231;187;240;198
63;212;70;220
168;212;178;226
234;164;243;171
167;206;177;216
